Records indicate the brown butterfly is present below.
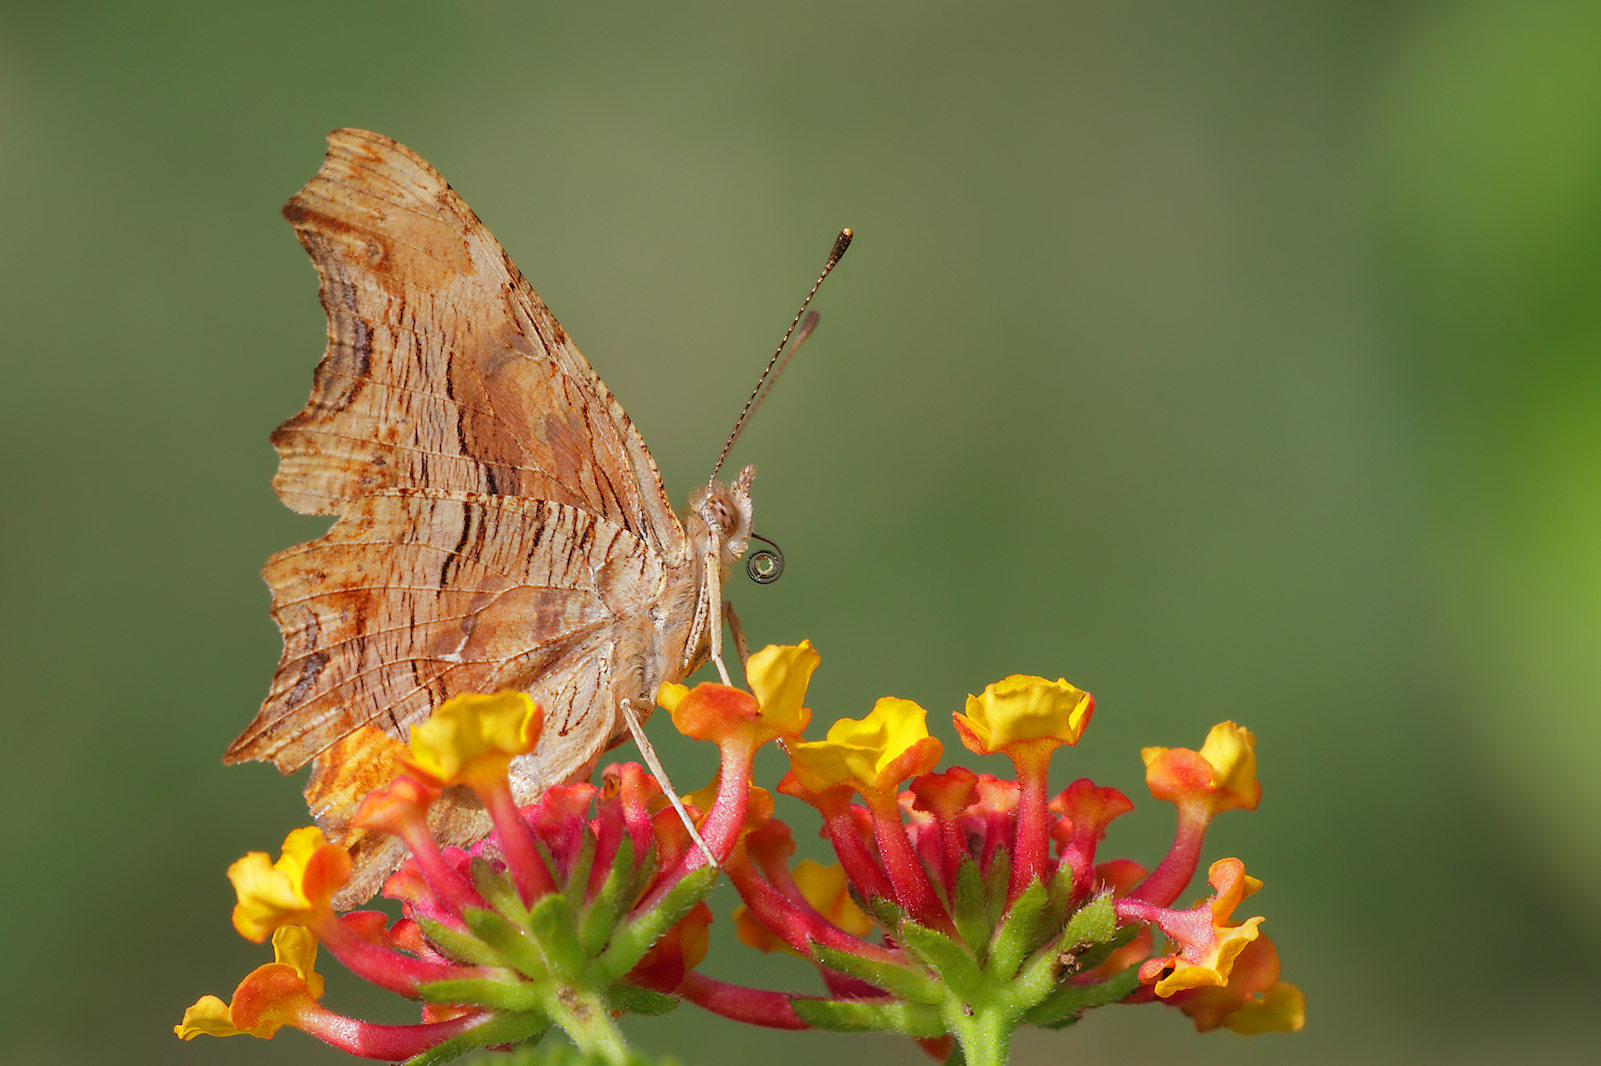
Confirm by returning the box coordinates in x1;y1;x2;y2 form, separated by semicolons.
226;129;848;903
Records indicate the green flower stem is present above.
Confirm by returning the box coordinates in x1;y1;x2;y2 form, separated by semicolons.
944;999;1014;1066
540;986;631;1065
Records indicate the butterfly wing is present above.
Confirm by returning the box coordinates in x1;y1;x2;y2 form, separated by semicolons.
245;489;678;904
238;490;664;771
263;128;684;558
226;131;700;873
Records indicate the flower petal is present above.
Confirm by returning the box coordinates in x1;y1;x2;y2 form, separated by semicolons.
270;925;324;1000
174;995;241;1040
666;683;761;742
745;641;820;739
1198;722;1260;813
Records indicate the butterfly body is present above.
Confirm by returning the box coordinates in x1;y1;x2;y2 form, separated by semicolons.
225;129;754;901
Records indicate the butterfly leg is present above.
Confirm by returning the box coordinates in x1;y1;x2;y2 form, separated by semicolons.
725;601;750;671
700;540;734;685
620;697;718;866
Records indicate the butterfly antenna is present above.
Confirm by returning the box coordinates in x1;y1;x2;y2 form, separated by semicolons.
710;227;853;481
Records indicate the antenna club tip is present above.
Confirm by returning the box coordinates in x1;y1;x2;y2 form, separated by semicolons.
829;228;853;266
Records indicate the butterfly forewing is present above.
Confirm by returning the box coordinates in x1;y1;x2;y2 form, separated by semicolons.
264;128;684;557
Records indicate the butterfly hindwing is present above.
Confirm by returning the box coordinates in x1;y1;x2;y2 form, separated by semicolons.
230;491;665;771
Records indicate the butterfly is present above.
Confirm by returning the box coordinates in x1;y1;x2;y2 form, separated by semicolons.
225;129;848;903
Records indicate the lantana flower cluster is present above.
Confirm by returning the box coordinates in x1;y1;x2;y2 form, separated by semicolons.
179;642;1303;1065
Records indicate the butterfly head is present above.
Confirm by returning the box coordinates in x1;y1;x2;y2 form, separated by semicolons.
689;464;756;571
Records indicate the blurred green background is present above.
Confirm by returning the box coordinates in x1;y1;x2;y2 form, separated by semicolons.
4;1;1599;1063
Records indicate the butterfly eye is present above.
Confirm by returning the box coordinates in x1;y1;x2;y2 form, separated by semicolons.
746;534;784;585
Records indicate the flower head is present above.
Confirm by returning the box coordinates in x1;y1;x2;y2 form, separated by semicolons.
186;674;761;1062
1130;858;1266;997
176;926;324;1040
786;697;943;799
659;640;817;748
402;690;543;791
228;827;350;942
192;640;1300;1062
954;674;1093;762
1170;934;1306;1033
1143;721;1260;816
350;775;441;837
1050;778;1136;894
